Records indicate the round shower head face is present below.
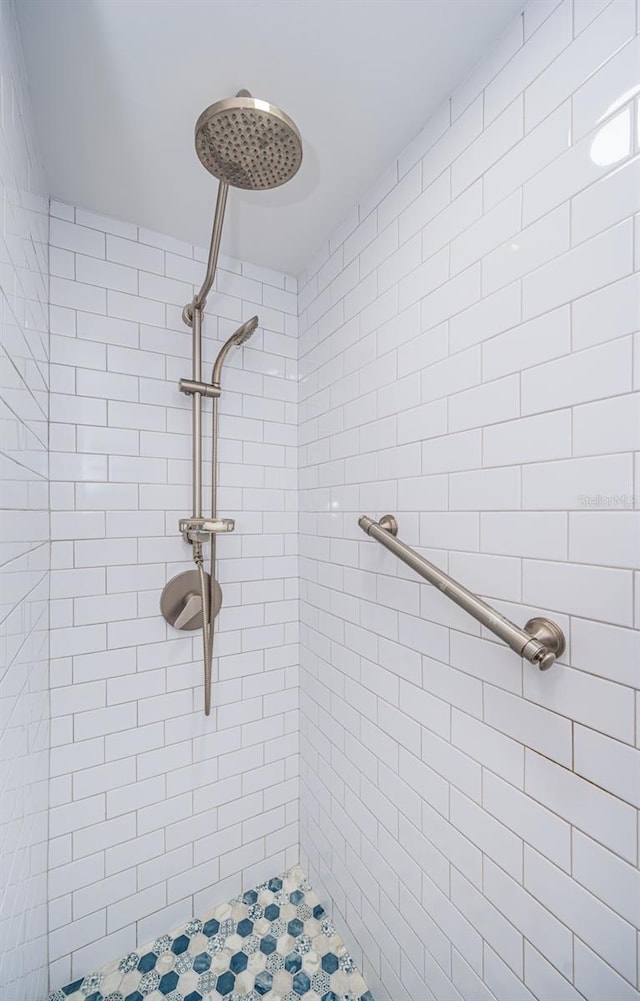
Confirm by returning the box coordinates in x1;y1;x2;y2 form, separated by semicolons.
233;316;259;345
195;96;302;190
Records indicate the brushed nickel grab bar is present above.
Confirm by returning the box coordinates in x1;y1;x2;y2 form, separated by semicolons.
358;514;565;671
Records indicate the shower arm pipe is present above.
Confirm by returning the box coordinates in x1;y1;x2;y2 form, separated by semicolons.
189;180;229;315
187;89;253;316
358;515;565;671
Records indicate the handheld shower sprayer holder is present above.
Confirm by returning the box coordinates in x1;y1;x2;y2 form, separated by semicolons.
179;377;221;399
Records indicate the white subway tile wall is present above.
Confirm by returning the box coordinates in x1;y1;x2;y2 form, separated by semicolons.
47;203;299;984
297;3;640;1001
2;0;639;995
0;0;50;996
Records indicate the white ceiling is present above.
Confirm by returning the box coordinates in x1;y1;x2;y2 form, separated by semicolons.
18;0;523;275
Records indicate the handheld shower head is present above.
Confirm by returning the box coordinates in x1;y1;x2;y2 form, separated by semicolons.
212;316;259;386
231;316;259;346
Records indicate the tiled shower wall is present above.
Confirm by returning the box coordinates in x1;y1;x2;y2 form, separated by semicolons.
47;204;299;985
298;1;640;1000
0;0;50;996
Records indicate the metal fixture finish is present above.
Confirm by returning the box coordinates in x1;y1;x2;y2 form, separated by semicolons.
179;517;235;541
191;303;203;519
378;514;398;536
184;180;229;318
160;89;302;716
522;617;566;670
212;316;259;386
178;378;221;399
358;515;565;671
160;569;222;631
195;95;303;191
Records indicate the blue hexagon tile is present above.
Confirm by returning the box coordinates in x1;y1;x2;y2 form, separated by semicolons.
49;866;373;1001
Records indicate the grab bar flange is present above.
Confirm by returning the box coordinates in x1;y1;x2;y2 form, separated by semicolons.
523;617;566;670
379;514;398;536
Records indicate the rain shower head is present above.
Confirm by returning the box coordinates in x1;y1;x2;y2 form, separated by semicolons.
212;316;259;387
195;93;303;190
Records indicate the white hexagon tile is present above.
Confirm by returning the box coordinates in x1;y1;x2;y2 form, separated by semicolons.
49;866;373;1001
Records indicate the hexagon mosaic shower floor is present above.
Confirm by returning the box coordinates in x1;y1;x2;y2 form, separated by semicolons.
50;866;373;1001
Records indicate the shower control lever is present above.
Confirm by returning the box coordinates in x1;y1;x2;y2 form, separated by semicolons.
174;591;202;629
